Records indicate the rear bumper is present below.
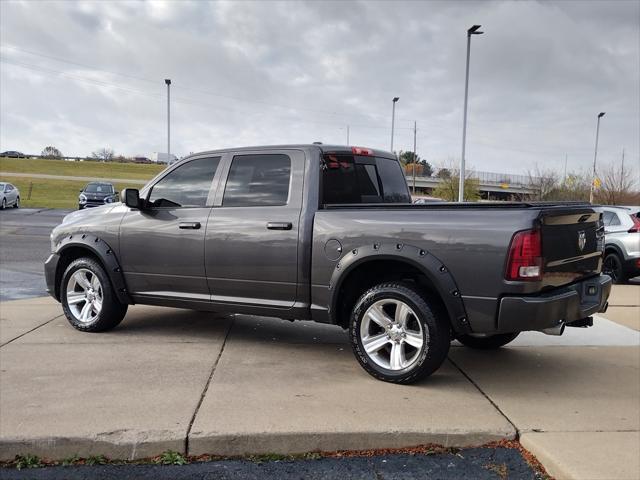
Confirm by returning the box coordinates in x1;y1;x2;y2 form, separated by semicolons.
497;274;611;333
44;253;60;301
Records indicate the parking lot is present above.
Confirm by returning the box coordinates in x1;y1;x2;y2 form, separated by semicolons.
0;208;639;478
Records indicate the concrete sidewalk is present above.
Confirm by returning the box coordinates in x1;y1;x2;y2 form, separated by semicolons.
1;289;639;479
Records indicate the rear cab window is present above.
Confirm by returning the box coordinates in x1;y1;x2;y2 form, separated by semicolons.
321;152;411;205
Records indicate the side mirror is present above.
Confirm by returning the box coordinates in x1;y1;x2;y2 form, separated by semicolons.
122;188;141;209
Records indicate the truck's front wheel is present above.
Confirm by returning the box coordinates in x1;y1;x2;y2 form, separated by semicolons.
60;257;128;332
349;282;450;384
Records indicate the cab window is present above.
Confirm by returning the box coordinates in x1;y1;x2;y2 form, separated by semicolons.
148;157;220;208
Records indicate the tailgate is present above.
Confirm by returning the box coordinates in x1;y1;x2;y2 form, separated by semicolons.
539;207;604;287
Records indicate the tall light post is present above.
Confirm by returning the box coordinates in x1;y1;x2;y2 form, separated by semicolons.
165;79;171;159
459;24;483;202
390;97;399;153
589;112;606;203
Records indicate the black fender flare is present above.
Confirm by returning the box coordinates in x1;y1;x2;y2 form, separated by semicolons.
328;242;471;334
54;233;132;304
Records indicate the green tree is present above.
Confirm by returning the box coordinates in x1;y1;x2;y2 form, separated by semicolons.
400;152;433;177
433;175;480;202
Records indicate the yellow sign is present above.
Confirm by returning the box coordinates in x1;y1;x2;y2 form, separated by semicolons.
593;177;601;189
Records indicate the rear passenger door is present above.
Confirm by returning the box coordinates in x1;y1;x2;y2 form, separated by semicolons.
205;150;304;309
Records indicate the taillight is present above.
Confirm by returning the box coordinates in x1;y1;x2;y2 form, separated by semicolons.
352;146;373;156
628;215;640;233
505;229;543;281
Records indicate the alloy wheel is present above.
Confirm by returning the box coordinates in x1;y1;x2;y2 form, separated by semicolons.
66;268;103;323
603;255;620;283
360;299;427;371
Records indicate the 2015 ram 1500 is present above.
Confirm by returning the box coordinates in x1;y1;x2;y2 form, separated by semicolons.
45;145;611;383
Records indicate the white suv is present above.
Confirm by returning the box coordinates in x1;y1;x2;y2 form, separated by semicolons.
602;206;640;283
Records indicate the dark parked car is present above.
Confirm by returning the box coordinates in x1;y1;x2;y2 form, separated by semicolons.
0;151;26;158
78;182;117;209
46;145;610;384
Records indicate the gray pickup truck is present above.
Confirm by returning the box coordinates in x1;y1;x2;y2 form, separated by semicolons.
45;145;611;383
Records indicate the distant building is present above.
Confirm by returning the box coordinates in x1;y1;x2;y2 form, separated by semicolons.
151;152;177;164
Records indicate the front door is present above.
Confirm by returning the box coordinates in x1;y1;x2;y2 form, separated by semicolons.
205;150;304;308
119;156;222;301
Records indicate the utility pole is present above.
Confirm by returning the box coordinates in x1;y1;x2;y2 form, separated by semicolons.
589;112;606;204
390;97;399;153
165;79;171;159
346;125;350;145
459;24;484;202
563;153;568;184
413;121;417;195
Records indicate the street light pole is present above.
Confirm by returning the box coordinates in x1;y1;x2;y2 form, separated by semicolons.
459;24;483;202
589;112;606;204
413;120;417;195
346;125;350;145
390;97;399;153
165;79;171;160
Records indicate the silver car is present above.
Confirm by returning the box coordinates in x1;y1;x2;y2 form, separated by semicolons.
0;182;20;209
602;206;640;283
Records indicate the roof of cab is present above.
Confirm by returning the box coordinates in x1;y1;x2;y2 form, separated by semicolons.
181;144;397;162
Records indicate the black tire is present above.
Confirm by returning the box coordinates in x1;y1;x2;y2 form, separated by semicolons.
60;257;127;332
349;282;450;384
603;252;626;284
1;198;5;210
13;196;19;208
457;332;519;349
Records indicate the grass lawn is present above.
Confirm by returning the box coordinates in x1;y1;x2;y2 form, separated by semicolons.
0;157;165;181
5;176;144;209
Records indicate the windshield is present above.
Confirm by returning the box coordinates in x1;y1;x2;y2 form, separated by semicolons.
84;184;113;194
0;183;5;190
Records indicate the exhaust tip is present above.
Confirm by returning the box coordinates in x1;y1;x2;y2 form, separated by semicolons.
541;322;565;336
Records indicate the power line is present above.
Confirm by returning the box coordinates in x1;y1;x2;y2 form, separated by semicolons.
1;57;415;132
1;44;410;124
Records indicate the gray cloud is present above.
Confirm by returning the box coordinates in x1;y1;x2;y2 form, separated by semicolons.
1;0;638;179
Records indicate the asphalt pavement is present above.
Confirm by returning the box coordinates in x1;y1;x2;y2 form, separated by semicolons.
0;208;70;301
0;447;542;480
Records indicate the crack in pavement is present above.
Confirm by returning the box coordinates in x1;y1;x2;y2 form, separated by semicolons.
447;357;520;439
185;318;234;455
0;314;64;348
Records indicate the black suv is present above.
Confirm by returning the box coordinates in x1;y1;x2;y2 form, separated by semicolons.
78;182;117;209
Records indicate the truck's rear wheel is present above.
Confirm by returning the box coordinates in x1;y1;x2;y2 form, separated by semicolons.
61;257;127;332
349;282;450;384
456;332;519;349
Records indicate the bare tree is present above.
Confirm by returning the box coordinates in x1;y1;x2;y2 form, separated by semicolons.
596;160;636;205
91;148;115;162
41;146;62;159
526;165;559;201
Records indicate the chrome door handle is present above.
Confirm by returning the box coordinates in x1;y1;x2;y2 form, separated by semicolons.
179;222;201;229
266;222;292;230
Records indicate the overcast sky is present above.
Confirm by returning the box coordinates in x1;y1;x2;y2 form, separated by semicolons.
1;0;638;177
